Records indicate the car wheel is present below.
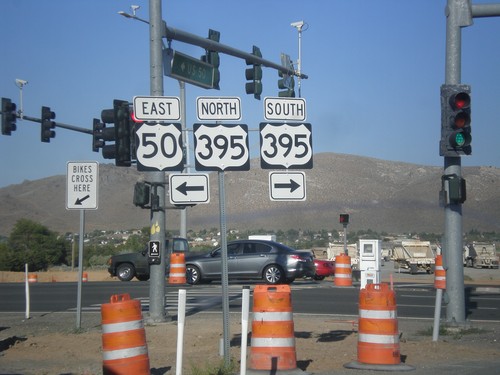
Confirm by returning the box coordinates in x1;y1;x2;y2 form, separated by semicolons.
117;263;135;281
313;275;325;281
263;265;285;284
186;265;201;285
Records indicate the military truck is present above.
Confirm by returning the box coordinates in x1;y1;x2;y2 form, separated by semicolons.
464;242;499;269
392;240;435;274
107;237;189;281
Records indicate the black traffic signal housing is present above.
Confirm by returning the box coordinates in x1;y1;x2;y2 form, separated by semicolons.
41;106;56;142
278;71;295;98
245;45;263;100
339;214;350;224
100;99;132;167
440;84;471;156
1;98;17;135
441;174;466;205
201;29;221;90
133;181;151;208
92;117;115;154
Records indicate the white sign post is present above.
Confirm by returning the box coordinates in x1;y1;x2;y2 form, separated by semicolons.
66;161;98;330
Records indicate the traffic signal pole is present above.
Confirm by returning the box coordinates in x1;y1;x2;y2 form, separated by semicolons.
443;0;500;324
443;0;469;325
148;0;167;323
163;23;308;80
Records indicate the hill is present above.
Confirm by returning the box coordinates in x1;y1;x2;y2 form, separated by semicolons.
0;153;498;236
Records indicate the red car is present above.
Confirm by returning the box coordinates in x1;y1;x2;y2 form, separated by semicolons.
313;258;335;280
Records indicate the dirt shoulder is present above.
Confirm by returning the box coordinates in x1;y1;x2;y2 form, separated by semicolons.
1;311;499;375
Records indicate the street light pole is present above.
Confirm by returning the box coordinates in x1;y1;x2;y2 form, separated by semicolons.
291;21;306;97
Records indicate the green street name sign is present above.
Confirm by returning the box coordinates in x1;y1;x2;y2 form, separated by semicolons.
163;49;215;89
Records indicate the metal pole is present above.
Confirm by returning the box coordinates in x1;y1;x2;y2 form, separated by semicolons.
343;224;348;255
179;81;187;239
218;171;230;366
297;25;303;98
148;0;167;323
163;23;308;80
443;0;472;324
76;209;85;329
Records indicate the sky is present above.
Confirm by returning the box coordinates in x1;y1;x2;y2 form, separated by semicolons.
1;0;500;188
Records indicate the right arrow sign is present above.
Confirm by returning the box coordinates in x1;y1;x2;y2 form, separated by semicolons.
269;171;306;201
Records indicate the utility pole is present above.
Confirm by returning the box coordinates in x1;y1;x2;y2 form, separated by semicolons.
147;0;167;323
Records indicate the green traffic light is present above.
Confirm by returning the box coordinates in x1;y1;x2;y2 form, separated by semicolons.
455;133;465;146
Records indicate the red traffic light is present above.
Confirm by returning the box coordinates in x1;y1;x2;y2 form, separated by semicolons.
339;214;349;224
449;92;470;110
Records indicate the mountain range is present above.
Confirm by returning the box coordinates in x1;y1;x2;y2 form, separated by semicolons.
0;153;498;237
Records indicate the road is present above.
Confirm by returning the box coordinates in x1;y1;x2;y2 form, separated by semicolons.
1;280;499;322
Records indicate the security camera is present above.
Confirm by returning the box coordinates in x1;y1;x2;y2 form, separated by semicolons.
15;79;28;86
131;5;140;15
291;21;304;28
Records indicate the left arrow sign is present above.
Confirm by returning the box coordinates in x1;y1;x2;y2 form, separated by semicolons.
169;174;210;204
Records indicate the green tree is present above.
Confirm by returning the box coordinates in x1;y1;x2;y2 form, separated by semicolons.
0;219;68;271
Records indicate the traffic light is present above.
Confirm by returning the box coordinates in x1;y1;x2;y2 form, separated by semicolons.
41;106;56;142
245;45;263;100
278;71;295;97
440;84;471;156
92;117;115;153
201;29;220;90
1;98;17;135
133;181;151;208
278;53;295;97
339;214;350;224
100;99;132;167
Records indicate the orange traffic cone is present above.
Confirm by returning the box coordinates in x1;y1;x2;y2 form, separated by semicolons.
344;283;414;371
168;252;187;284
249;285;298;372
28;274;38;283
434;255;446;289
101;294;150;375
334;253;353;286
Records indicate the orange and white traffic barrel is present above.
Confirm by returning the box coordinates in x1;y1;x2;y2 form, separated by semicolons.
101;294;150;375
334;253;353;287
82;272;88;282
168;252;186;284
249;285;297;371
28;274;38;283
434;255;446;289
344;283;414;371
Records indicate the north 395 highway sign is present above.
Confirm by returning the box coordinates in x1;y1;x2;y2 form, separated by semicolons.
193;123;250;171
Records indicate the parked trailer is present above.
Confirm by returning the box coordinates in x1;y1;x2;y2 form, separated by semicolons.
393;240;435;274
464;242;499;269
326;242;359;270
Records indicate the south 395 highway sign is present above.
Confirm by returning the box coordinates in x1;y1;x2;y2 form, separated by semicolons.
260;122;313;169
